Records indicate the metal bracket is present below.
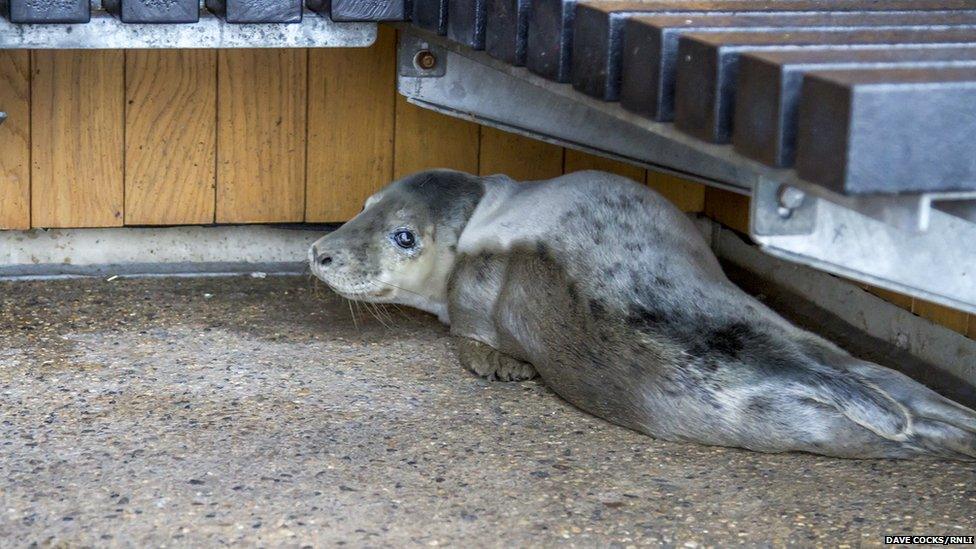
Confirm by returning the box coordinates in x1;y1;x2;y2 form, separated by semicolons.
751;178;817;236
395;26;754;193
752;194;976;315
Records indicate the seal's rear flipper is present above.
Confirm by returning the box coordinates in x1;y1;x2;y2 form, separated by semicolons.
799;370;912;441
815;360;976;459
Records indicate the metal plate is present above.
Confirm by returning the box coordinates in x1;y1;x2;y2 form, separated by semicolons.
102;0;199;23
447;0;488;47
0;8;376;48
484;0;531;64
525;0;579;81
412;0;449;33
205;0;302;23
309;0;410;21
6;0;89;23
795;66;976;194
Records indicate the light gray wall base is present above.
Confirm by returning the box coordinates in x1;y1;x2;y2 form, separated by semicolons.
0;225;326;278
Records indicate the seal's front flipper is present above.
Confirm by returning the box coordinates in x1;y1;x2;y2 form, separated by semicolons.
455;337;537;382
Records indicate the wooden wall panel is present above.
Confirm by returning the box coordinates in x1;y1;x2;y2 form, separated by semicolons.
125;50;217;225
216;49;307;223
863;284;914;310
31;50;124;228
393;94;480;178
478;127;563;181
0;51;31;230
6;46;974;341
703;187;750;234
912;299;970;335
306;27;396;222
646;171;705;213
563;149;645;182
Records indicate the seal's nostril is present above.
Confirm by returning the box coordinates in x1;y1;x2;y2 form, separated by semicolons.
319;256;333;267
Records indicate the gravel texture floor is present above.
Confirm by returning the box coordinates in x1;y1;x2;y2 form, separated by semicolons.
0;276;973;547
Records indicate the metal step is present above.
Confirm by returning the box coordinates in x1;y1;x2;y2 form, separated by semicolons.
795;66;976;194
731;46;976;168
672;27;976;145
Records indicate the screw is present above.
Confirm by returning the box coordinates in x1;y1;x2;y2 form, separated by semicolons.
0;112;6;125
414;50;437;71
776;185;806;219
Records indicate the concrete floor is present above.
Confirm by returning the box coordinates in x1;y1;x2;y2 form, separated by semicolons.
0;276;973;547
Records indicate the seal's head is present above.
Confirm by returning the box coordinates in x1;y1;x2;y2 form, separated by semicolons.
309;170;485;318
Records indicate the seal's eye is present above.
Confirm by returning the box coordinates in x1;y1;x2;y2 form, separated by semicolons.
392;229;417;250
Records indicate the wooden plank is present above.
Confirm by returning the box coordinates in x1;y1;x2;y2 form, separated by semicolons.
31;50;124;228
306;26;396;222
393;94;480;178
478;127;564;181
912;299;970;335
645;171;705;212
563;149;645;181
216;49;307;223
968;315;974;339
125;50;217;225
703;187;750;233
862;284;914;310
0;51;30;230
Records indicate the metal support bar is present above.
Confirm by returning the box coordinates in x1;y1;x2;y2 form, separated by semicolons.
751;178;976;315
397;28;755;192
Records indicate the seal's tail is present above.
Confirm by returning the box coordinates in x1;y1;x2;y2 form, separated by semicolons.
835;360;976;460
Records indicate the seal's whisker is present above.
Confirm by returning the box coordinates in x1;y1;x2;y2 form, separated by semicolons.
366;302;392;329
345;297;359;331
373;302;395;325
369;278;426;298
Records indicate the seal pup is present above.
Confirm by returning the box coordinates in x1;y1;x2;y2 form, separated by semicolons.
309;169;976;460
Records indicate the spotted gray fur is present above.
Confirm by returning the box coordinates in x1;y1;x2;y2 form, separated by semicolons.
310;169;976;460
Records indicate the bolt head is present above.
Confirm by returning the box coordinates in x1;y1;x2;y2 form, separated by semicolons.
414;50;437;71
777;185;806;210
